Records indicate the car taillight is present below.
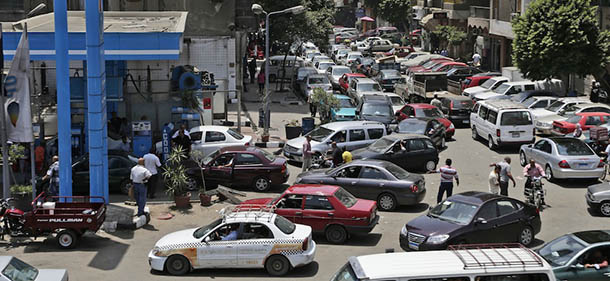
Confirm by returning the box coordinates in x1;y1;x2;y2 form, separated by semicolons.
449;101;454;110
559;160;570;168
496;129;501;137
598;160;605;168
410;185;418;193
302;237;309;251
244;142;250;146
281;163;287;174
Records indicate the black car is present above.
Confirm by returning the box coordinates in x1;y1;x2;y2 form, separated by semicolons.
396;118;446;149
446;66;483;82
400;191;541;251
295;159;426;211
440;95;474;127
351;133;439;172
356;94;396;126
373;69;404;92
293;66;318;93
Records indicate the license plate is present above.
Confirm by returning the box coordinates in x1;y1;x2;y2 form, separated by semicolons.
463;120;470;124
579;163;588;167
512;132;520;138
408;242;419;250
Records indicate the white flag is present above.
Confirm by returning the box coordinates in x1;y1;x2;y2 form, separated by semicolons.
3;28;33;143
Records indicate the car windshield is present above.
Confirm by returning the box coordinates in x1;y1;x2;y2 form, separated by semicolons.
274;215;296;234
330;263;358;281
227;128;244;140
193;218;223;239
480;79;496;89
309;76;330;85
348;54;363;59
334;188;358;208
318;62;334;70
338;49;349;55
333;68;350;76
546;101;566;112
555;138;594;156
415;107;443;118
390;96;404;106
522;97;538;107
2;257;39;281
307;126;335;142
362;103;392;117
298;68;317;79
500;111;532;126
428;200;478;225
338;98;356;108
399;121;427;134
565;115;582;124
203;150;220;165
538;234;587;267
384;162;411;180
382;70;400;77
452;99;474;109
260;149;276;161
358;83;381;92
511;92;530;102
369;137;396;153
493;83;511;94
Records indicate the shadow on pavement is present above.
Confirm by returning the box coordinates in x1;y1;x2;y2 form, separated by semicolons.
553;178;599;189
528;238;545;249
314;233;382;247
152;261;319;278
392;203;430;213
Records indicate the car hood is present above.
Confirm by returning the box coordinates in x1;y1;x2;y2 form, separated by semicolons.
334;108;357;116
537;114;566;124
297;168;332;179
436;118;453;130
463;86;488;96
530;109;556;120
361;114;393;124
473;91;501;100
240;197;274;207
286;137;322;151
35;269;69;281
406;213;463;237
351;147;383;160
155;228;200;248
588;182;610;195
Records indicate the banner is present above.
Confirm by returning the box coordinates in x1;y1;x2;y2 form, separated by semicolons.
3;27;33;143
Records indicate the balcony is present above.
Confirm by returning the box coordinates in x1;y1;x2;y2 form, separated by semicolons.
468;6;489;31
490;19;514;39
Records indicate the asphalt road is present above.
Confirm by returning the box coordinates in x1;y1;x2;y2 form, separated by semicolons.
3;126;608;281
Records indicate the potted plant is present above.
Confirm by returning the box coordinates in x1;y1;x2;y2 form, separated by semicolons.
310;88;340;124
190;150;212;206
10;184;33;211
284;119;302;140
162;146;191;208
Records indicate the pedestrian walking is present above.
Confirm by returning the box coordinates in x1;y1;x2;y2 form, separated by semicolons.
491;157;516;196
574;123;583;138
430;94;442;109
488;164;501;195
131;158;152;217
302;135;312;172
472;52;482;67
42;155;59;198
308;95;317;117
172;127;192;157
431;158;459;203
143;148;162;199
257;70;265;95
248;58;257;84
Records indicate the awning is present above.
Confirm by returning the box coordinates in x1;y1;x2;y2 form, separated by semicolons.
420;14;434;26
360;16;375;22
2;11;187;61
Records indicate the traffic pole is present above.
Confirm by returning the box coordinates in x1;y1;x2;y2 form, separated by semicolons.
0;23;10;199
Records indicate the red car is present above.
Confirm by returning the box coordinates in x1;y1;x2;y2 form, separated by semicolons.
461;73;502;91
396;103;455;139
338;73;366;94
239;184;379;244
407;58;451;74
422;61;467;73
552;112;610;135
185;146;289;192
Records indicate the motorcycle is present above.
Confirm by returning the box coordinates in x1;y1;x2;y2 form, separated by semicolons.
309;149;336;170
0;198;27;239
524;176;546;211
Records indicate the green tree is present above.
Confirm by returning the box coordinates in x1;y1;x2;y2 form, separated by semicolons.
512;0;610;83
432;25;467;49
377;0;413;32
310;88;340;123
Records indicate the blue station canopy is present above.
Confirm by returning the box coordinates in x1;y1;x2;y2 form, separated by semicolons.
2;11;187;61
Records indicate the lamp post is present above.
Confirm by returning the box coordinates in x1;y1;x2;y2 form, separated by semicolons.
251;4;305;137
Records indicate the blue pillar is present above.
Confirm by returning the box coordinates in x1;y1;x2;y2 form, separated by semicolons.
85;0;108;203
53;0;72;199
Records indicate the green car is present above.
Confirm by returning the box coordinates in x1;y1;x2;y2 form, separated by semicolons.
537;230;610;281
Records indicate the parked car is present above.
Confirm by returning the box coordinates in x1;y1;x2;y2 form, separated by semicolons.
439;95;474;127
532;98;592;133
347;77;384;103
586;182;610;216
148;211;316;276
552;112;610;135
356;94;396;126
303;74;333;97
373;69;404;92
535;102;610;135
293;66;318;93
343;51;364;66
472;81;537;101
334;48;350;63
446;66;483;82
385;92;406;113
0;256;68;281
400;191;541;251
283;121;387;163
461;72;502;91
338;73;366;94
265;55;304;82
396;103;455;140
462;76;510;97
239;184;379;244
186;146;289;192
423;61;467;73
311;55;331;66
366;39;396;54
407;58;452;74
519;137;605;180
295;159;426;211
331;94;357;121
521;96;559;110
537;230;610;281
189;125;254;157
314;60;336;74
350;57;375;75
396;118;446;149
325;65;351;89
471;100;535;149
510;90;559;103
351;133;439;172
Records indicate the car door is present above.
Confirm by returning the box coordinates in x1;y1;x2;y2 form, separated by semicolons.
534;140;553;168
469;201;501;243
357;166;388;200
205;153;234;185
347;128;368;150
476;105;489;137
301;195;335;232
199;223;239;267
405;139;429;170
275;194;304;223
203;130;228;156
108;156;131;188
71;159;90;193
494;199;525;242
333;165;363;197
235;223;276;268
233;153;264;186
584;115;604;130
555;246;610;281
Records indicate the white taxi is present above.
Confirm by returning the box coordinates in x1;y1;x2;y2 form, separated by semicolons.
148;210;316;276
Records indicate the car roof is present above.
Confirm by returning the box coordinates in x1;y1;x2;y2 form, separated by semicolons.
449;191;505;205
573;103;610;110
223;210;277;224
575;112;610;116
441;95;472;101
478;100;527;110
572;230;610;244
334;94;351;99
472;72;502;77
345;73;366;77
308;74;326;79
331;65;350;70
218;145;258;153
190;125;230;133
286;184;340;196
354;77;377;83
362;94;390;102
383;133;430;140
321;120;385;130
0;256;12;270
407;103;436;109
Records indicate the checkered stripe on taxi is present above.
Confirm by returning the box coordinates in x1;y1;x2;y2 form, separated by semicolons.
157;238;305;251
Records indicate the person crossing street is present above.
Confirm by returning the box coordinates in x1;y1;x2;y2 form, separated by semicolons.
430;158;459;203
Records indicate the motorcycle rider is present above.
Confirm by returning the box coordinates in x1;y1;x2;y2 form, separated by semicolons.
329;142;343;167
523;159;546;205
591;81;608;103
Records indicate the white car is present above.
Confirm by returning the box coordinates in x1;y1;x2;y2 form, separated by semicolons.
148;210;316;276
314;60;336;74
0;256;68;281
534;100;607;135
155;125;253;157
325;65;351;89
384;92;406;113
343;51;363;66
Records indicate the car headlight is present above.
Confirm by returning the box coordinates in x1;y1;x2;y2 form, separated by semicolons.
152;246;162;256
400;225;408;236
589;193;596;200
427;234;450;244
449;123;455;130
295;177;302;183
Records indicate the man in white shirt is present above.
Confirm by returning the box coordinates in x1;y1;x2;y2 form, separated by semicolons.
143;148;162;199
131;158;152;217
472;52;482;67
488;164;501;194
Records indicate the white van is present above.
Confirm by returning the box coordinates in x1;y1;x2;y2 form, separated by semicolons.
471;100;535;149
266;55;304;82
330;245;556;281
463;76;510;97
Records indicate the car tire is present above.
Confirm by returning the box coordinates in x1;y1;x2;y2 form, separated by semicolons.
471;127;478;140
440;136;446;149
253;176;271;192
311;153;324;166
545;165;554;181
265;255;291;276
119;180;132;195
488;135;496;150
377;193;397;211
519;151;527;167
56;229;78;249
165;255;191;276
600;201;610;217
518;226;534;246
424;160;436;172
325;225;348;244
185;177;199;191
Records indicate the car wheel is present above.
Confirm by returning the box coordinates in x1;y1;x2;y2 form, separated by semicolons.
265;255;290;276
56;229;78;249
311;153;324;166
165;255;190;276
601;165;608;181
519;151;527;167
600;202;610;217
440;136;446;149
377;193;397;211
545;165;554;181
253;176;271;192
119;180;132;195
471;127;478;140
518;226;534;246
185;177;199;191
425;160;436;172
325;225;348;244
488;135;496;150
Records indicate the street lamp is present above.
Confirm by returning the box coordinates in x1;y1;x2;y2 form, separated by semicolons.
251;4;306;137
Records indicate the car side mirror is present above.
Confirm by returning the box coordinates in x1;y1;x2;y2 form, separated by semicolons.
203;236;211;244
475;217;487;225
570;264;585;270
385;150;394;155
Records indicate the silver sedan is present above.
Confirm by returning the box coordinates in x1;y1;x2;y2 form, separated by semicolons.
519;137;604;180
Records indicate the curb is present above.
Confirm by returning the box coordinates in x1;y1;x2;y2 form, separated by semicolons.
274;100;303;105
254;142;285;148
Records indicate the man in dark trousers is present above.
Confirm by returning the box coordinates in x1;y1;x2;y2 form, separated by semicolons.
172;128;192;157
248;58;257;84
